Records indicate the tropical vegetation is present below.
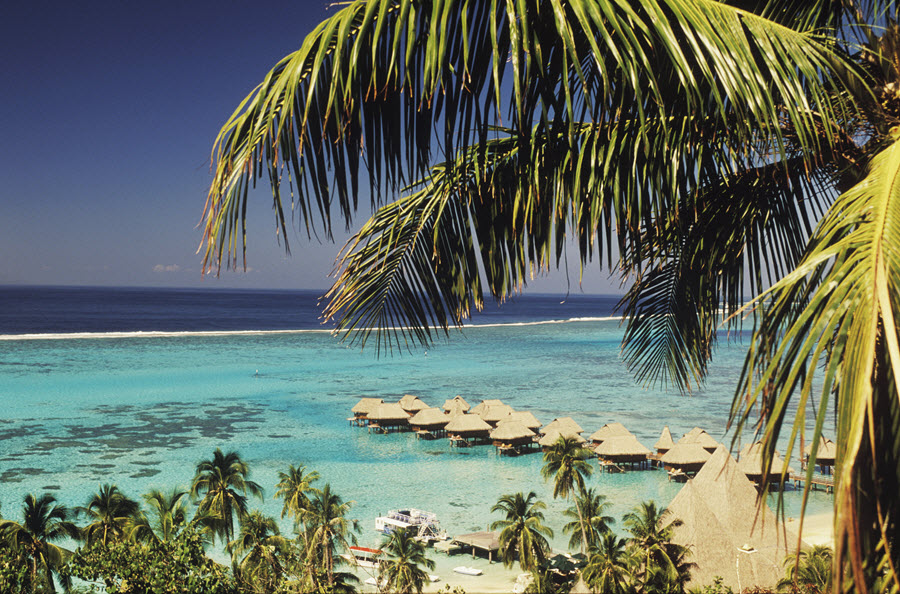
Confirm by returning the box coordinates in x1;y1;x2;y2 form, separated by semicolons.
490;491;554;572
378;527;435;594
199;1;900;588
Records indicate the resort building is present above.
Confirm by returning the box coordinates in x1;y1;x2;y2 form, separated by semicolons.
489;419;537;454
801;435;836;473
445;413;492;446
366;402;411;433
678;427;720;453
660;442;711;479
594;434;652;471
408;407;450;438
398;393;429;415
442;395;470;414
350;397;384;426
654;425;675;455
588;421;633;446
540;416;584;437
477;403;515;427
736;442;794;487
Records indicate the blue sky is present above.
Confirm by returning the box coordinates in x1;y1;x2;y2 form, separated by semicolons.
2;1;621;294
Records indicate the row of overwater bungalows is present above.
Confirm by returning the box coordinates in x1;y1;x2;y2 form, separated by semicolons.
348;396;836;483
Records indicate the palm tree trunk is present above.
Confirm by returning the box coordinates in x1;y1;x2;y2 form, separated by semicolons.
574;491;589;554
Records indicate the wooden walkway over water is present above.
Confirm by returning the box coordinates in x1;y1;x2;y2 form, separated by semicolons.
789;473;834;493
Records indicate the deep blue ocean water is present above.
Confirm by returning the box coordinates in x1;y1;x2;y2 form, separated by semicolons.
0;286;833;584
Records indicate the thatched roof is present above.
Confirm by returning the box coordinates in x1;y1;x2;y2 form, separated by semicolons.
661;442;711;466
367;402;410;422
538;429;587;448
588;422;633;443
442;395;470;413
541;417;584;436
398;394;429;413
678;427;719;450
737;442;794;477
470;399;505;415
508;410;542;430
490;420;536;441
569;576;592;594
803;435;837;463
479;403;515;423
408;407;450;427
594;435;651;458
453;531;500;552
654;426;675;451
667;446;804;590
351;397;383;415
444;413;492;434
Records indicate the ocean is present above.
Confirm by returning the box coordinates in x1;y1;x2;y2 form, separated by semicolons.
0;286;833;585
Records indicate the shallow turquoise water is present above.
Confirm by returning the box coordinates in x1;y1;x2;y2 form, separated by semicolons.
0;320;834;554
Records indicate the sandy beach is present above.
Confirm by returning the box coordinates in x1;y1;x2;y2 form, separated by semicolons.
786;511;835;548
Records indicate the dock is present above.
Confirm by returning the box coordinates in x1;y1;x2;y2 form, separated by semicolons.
789;473;835;493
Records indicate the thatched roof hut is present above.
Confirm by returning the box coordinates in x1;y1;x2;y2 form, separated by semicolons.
541;417;584;436
453;531;500;561
654;426;675;454
442;395;470;414
398;394;429;413
490;420;536;447
594;435;651;463
478;403;515;425
470;399;505;415
667;446;804;590
588;422;633;445
351;397;383;418
538;429;587;449
737;442;794;482
445;413;492;438
367;402;411;426
409;407;450;430
803;435;837;466
660;442;711;474
678;427;720;452
508;410;542;430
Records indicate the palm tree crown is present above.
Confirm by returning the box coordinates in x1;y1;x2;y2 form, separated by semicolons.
379;526;435;594
542;435;594;553
489;491;553;572
299;483;360;589
275;463;320;521
129;487;190;544
76;483;139;547
190;448;264;544
563;487;615;551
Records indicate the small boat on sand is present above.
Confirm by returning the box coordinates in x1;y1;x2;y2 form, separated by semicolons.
341;545;383;568
453;566;482;576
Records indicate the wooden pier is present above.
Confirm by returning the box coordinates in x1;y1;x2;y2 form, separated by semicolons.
789;473;835;493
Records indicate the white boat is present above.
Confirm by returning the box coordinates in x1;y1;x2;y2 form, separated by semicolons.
341;545;383;568
429;574;440;582
374;508;448;542
453;566;483;576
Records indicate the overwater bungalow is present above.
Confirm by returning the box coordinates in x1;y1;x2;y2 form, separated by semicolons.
538;429;587;451
490;420;536;455
737;442;793;487
442;395;470;414
478;403;515;427
588;422;632;446
470;399;505;415
540;417;584;436
507;410;542;431
594;435;652;471
654;426;675;455
660;442;711;480
398;394;429;414
801;435;836;473
678;427;720;453
367;402;411;433
444;413;492;446
408;407;450;438
350;397;384;426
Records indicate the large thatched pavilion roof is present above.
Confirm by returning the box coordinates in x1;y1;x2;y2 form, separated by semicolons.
667;446;804;590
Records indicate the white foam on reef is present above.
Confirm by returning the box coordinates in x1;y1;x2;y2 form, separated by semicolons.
0;328;333;341
465;316;617;328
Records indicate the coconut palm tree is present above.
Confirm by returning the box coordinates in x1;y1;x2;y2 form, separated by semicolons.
201;2;900;587
228;510;290;594
581;531;635;594
76;484;139;547
489;491;553;573
624;501;687;592
378;526;435;594
299;483;360;589
0;493;80;592
777;545;832;594
563;487;615;551
190;448;264;545
542;435;594;553
275;463;320;522
129;487;190;544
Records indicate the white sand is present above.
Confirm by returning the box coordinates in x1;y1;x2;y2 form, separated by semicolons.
785;512;834;547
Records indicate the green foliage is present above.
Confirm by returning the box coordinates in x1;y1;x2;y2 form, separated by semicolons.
690;576;734;594
62;524;235;594
776;545;832;594
563;487;614;551
0;545;33;594
490;491;553;573
542;435;594;553
190;448;264;545
76;484;139;547
378;527;435;594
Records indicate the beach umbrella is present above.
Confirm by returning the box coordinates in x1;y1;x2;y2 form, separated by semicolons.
398;393;429;413
588;422;632;444
654;426;675;453
442;395;470;413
